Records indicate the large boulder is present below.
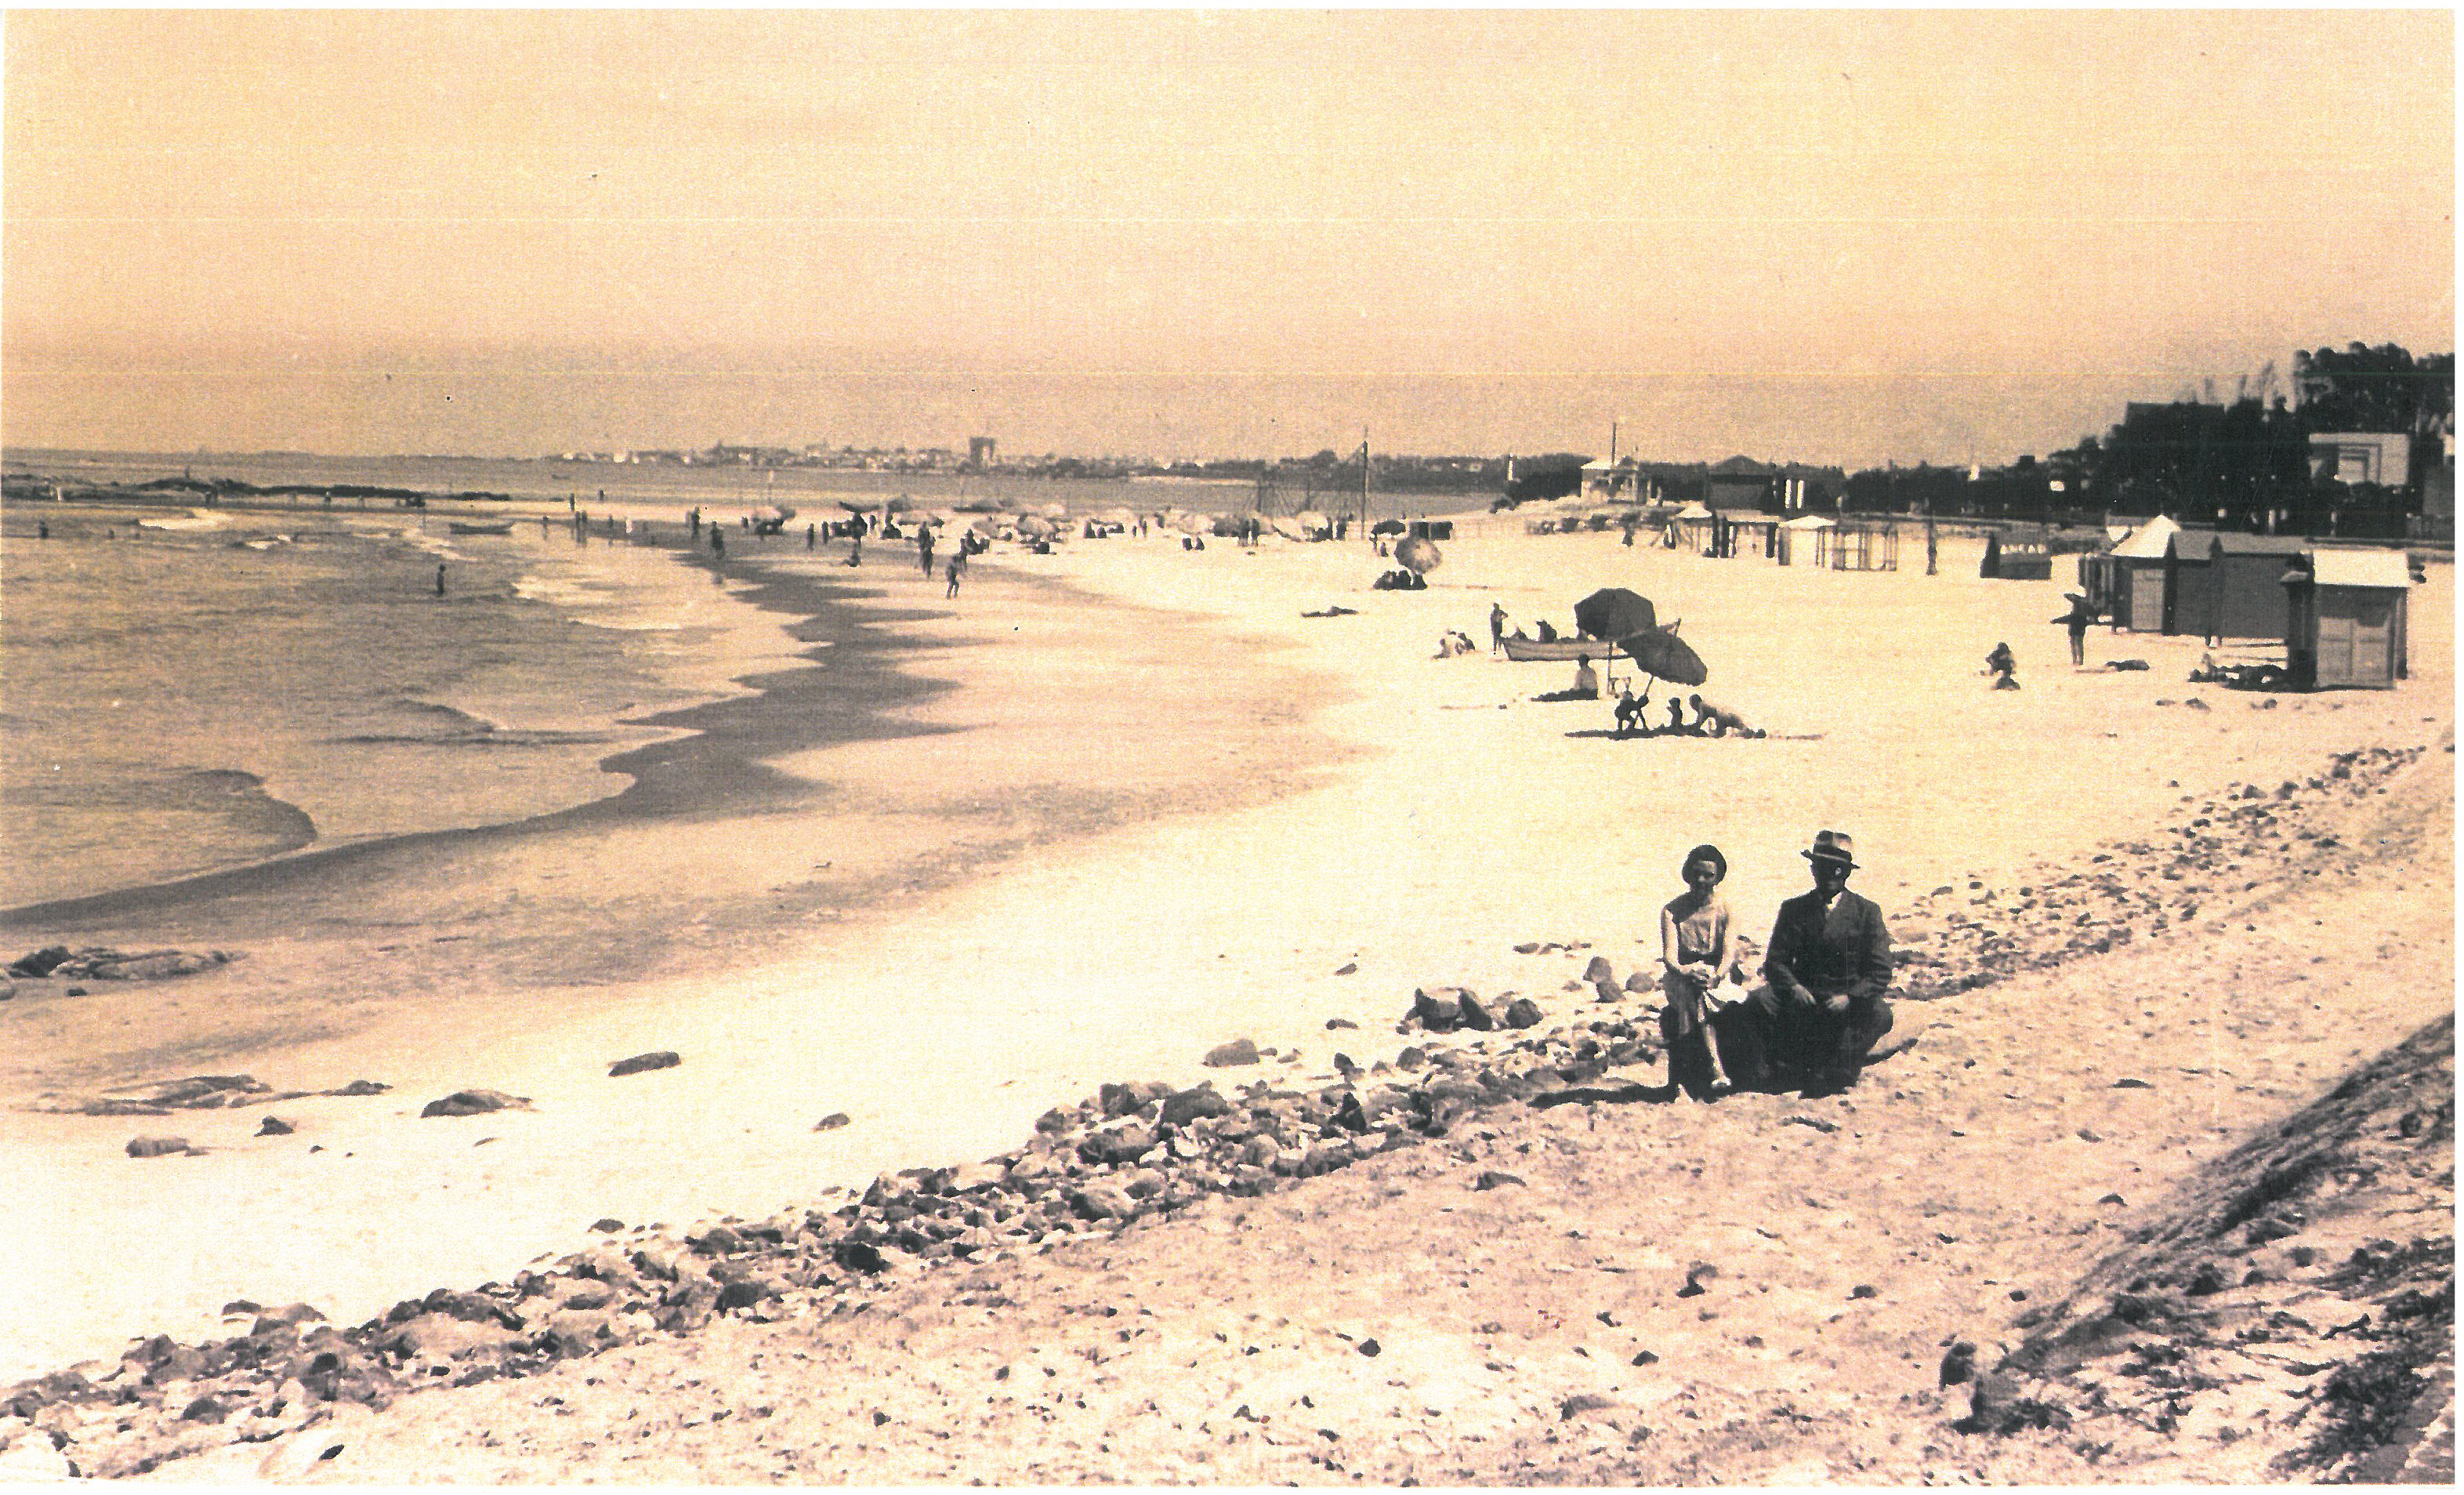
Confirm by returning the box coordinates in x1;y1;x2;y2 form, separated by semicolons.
1078;1123;1158;1167
419;1090;530;1119
1504;997;1545;1029
1160;1083;1230;1127
1203;1039;1260;1069
1069;1183;1137;1221
7;945;69;978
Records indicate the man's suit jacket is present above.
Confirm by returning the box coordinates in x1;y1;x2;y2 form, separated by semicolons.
1763;887;1892;1003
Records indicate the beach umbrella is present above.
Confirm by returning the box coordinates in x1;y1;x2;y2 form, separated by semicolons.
752;503;795;523
1616;626;1708;688
1039;501;1069;520
1394;535;1442;575
1097;506;1136;527
1370;519;1408;536
1573;586;1658;640
838;499;877;514
1015;513;1058;540
883;495;914;514
1172;510;1211;535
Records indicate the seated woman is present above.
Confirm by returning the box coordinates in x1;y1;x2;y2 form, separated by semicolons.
1985;641;2020;690
1571;654;1600;699
1535;620;1560;643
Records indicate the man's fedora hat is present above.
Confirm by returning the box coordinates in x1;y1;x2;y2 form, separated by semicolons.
1803;829;1858;869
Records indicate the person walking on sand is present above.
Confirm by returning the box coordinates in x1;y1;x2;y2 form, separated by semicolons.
848;531;863;567
919;527;936;577
710;527;724;557
436;564;447;597
946;554;962;598
1491;602;1508;655
1659;844;1739;1096
1735;830;1894;1094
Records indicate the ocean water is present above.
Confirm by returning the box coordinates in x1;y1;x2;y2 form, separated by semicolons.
0;499;788;909
4;447;1274;520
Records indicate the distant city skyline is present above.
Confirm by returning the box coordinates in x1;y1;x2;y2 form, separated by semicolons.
5;12;2451;469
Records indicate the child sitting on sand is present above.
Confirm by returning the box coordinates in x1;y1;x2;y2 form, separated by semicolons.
1659;844;1738;1096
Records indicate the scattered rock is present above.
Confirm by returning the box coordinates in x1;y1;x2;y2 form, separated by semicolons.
7;945;70;978
814;1112;852;1131
1503;997;1545;1029
125;1137;190;1159
1324;1018;1357;1030
1561;1393;1617;1420
2112;1077;2153;1089
1631;1350;1660;1366
1581;956;1614;983
1356;1338;1381;1357
330;1080;390;1097
1849;1283;1879;1300
607;1051;681;1078
1939;1341;1977;1387
255;1116;294;1137
419;1090;530;1119
1159;1084;1229;1127
589;1218;624;1234
1203;1038;1259;1069
1333;963;1357;976
1473;1170;1526;1192
1455;992;1498;1032
1783;1115;1839;1134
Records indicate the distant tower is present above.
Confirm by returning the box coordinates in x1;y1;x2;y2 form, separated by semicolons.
969;437;998;470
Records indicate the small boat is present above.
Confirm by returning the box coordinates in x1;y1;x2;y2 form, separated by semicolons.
448;520;516;536
1501;636;1619;662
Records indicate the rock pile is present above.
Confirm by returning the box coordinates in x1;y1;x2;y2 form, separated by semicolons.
5;946;237;982
1892;746;2426;1002
42;1076;390;1119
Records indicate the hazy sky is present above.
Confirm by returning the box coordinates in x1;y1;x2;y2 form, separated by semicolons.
5;10;2452;465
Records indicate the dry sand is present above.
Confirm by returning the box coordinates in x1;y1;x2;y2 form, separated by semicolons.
2;517;2451;1480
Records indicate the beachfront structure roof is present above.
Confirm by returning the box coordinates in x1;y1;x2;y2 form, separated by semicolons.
2303;549;2415;590
2106;514;2181;561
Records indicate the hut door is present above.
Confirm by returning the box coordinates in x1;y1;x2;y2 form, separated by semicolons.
2129;565;2165;631
2345;597;2395;685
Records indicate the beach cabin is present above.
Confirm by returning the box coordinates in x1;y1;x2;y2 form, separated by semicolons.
2180;532;2311;640
1980;528;2053;580
1407;519;1454;541
2282;550;2412;689
1825;521;1900;572
2100;515;2181;632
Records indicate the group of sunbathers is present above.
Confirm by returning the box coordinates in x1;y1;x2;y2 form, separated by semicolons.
1613;688;1764;739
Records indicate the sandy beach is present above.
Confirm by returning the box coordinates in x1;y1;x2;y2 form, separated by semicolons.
0;512;2451;1479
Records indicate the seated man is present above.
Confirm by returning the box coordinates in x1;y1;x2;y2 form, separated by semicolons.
1535;620;1560;644
1732;830;1893;1094
1664;695;1690;735
1571;654;1600;699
